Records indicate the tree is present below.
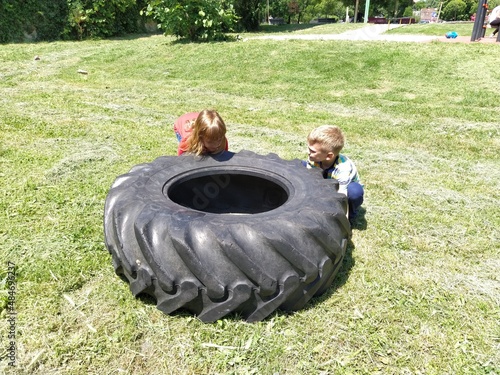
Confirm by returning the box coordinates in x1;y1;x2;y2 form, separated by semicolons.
358;0;413;18
441;0;467;20
269;0;290;19
233;0;263;31
266;0;346;24
320;0;345;17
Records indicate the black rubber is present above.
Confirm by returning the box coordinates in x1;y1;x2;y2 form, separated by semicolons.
104;150;351;322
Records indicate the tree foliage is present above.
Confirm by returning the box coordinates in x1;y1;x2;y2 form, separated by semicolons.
145;0;238;41
0;0;484;44
307;0;347;21
233;0;264;31
441;0;467;20
0;0;148;43
65;0;143;39
0;0;68;43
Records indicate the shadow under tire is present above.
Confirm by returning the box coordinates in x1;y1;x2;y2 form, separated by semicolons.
104;150;351;322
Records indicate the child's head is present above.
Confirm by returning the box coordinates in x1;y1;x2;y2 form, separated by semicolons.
188;109;226;155
307;125;345;164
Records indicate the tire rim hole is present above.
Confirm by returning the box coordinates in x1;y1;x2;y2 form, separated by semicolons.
167;173;288;214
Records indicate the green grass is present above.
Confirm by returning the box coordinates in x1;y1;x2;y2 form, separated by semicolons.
1;26;499;374
256;22;366;35
249;21;477;37
387;22;476;36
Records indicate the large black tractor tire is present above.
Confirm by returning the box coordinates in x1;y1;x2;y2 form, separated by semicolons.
104;150;351;322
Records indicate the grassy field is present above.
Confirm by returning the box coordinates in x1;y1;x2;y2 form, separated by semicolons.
254;21;476;36
386;22;477;36
1;23;499;374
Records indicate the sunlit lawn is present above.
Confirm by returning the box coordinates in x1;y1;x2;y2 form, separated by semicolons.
0;25;499;374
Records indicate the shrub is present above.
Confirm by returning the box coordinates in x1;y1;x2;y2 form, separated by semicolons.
0;0;68;43
0;0;24;43
0;0;148;43
65;0;141;39
145;0;238;41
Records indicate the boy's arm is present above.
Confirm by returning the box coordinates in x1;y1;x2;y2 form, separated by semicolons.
333;157;360;196
336;182;348;196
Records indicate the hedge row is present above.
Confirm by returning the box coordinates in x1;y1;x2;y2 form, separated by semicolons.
0;0;151;43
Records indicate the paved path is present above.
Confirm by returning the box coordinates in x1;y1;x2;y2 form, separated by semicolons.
251;24;440;42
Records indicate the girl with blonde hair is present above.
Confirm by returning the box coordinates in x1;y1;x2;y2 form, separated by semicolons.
174;109;228;156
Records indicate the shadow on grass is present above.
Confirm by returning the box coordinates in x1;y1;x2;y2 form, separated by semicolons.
350;206;367;231
40;23;324;46
107;32;163;42
109;27;314;43
256;23;324;34
106;33;241;45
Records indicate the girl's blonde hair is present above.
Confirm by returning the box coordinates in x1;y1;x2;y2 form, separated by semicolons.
307;125;345;155
187;109;226;156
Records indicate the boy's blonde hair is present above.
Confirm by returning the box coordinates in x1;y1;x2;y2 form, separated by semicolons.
187;109;226;156
307;125;345;155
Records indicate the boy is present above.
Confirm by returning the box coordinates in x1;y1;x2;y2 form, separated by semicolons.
489;6;500;37
303;125;364;224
